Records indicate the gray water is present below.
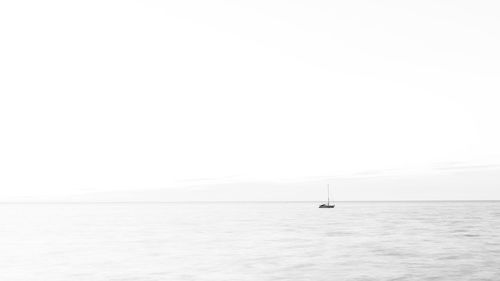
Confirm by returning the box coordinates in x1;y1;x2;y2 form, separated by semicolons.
1;202;500;281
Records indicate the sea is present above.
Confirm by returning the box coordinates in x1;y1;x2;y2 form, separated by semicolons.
1;201;499;281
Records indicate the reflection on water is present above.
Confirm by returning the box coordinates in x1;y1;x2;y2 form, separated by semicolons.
1;202;499;281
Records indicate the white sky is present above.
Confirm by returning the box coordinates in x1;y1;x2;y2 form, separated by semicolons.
1;0;499;201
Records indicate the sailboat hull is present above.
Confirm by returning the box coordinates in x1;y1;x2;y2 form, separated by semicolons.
319;204;335;208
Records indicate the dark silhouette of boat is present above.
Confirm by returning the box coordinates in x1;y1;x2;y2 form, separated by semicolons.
319;184;335;208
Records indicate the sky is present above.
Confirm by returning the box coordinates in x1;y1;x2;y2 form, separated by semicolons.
1;0;499;201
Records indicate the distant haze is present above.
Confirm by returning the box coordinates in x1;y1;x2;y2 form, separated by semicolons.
1;0;499;201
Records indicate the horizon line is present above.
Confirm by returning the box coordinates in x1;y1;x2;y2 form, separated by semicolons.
1;200;500;204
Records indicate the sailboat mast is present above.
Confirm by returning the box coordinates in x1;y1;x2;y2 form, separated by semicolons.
327;184;330;205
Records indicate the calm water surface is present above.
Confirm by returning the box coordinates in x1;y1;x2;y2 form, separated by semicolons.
1;202;500;280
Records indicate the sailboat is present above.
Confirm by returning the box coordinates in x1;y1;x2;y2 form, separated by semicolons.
319;184;335;208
